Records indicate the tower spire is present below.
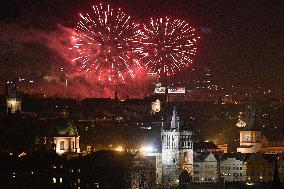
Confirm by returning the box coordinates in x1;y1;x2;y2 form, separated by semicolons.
165;86;169;103
170;106;179;129
161;117;164;130
245;102;255;130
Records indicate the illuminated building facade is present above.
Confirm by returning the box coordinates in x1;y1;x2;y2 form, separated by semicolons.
220;154;246;182
236;105;284;154
193;152;219;183
41;119;80;155
237;105;263;153
161;107;193;188
151;99;161;114
6;84;21;113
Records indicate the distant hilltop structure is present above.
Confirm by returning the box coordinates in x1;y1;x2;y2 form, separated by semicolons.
154;83;186;94
151;99;161;114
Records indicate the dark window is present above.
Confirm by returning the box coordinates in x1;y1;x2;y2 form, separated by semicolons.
60;141;65;150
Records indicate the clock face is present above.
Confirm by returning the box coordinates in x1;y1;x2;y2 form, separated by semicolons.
246;135;250;141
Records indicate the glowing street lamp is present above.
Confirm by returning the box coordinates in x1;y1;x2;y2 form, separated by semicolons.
140;145;157;153
115;146;124;152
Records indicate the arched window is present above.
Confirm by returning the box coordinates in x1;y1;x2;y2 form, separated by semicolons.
60;141;65;150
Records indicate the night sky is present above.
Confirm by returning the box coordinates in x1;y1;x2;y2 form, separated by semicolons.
0;0;283;97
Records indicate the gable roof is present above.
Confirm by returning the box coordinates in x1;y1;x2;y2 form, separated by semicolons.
194;152;219;162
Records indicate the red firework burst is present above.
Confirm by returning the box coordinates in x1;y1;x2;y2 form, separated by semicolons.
136;17;200;76
72;4;142;83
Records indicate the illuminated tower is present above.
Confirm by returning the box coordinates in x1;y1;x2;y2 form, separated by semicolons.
237;105;262;153
151;99;161;114
161;107;193;188
6;83;21;114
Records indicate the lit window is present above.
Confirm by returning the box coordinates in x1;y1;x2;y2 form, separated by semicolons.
52;178;56;184
59;178;63;183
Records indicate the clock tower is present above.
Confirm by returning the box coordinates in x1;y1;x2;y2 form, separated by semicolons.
237;105;262;153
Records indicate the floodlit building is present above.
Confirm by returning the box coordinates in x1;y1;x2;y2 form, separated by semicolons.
40;119;80;155
6;84;21;114
193;152;219;183
237;105;284;154
151;99;161;114
161;107;193;188
220;153;246;182
237;105;262;153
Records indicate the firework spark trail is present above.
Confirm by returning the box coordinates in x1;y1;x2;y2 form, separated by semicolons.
136;17;200;76
72;4;142;83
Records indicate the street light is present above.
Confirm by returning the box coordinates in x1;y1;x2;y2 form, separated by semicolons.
115;146;124;152
140;146;154;152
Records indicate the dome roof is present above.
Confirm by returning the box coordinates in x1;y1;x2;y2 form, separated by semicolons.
40;118;78;137
56;119;77;136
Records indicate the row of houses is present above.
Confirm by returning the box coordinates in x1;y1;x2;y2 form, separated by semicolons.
192;152;283;183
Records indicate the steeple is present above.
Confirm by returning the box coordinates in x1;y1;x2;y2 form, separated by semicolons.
165;86;169;102
245;104;255;130
161;117;164;130
10;83;18;99
272;157;281;189
170;106;179;129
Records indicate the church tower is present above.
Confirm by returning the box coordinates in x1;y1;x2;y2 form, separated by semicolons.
161;107;193;188
6;83;21;114
237;105;262;153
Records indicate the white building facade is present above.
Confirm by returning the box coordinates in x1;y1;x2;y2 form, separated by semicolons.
220;156;245;182
53;136;80;155
193;153;219;183
42;119;80;155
